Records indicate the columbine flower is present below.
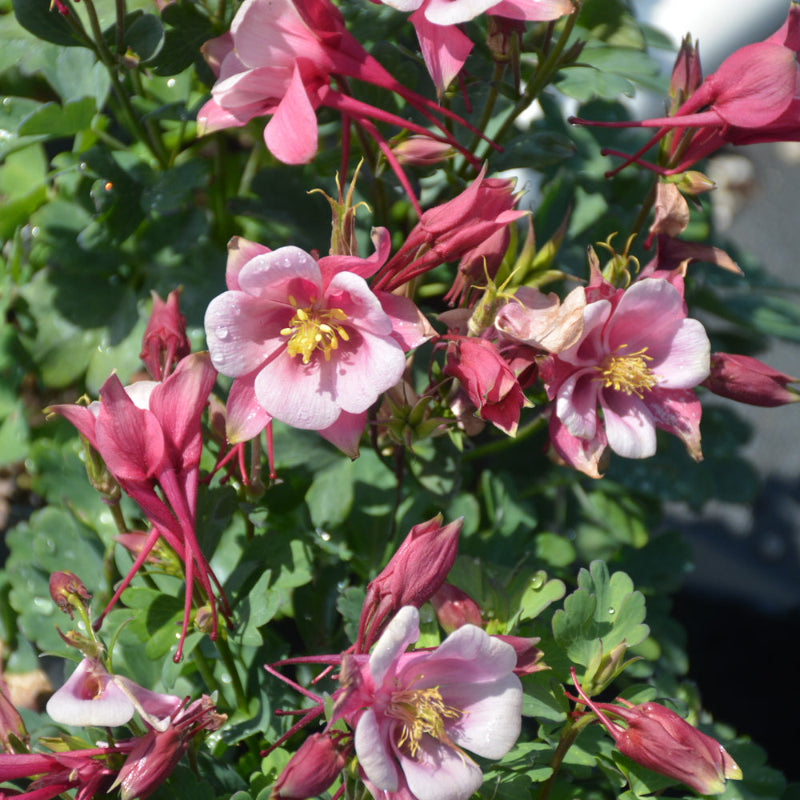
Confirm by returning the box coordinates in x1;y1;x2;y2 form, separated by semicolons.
48;353;229;660
205;233;430;457
703;353;800;407
350;606;522;800
197;0;482;211
570;4;800;175
46;659;182;731
380;0;573;93
540;278;710;477
570;668;742;796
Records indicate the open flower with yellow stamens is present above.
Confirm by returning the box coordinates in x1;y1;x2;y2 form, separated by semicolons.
540;278;710;477
205;233;429;456
352;605;522;800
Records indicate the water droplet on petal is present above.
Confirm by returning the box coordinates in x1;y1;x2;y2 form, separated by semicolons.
216;327;229;340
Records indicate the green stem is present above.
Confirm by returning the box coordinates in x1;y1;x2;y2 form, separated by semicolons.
464;61;506;159
535;713;595;800
114;0;126;55
80;0;169;167
215;634;248;712
192;646;220;694
462;414;546;462
480;5;583;159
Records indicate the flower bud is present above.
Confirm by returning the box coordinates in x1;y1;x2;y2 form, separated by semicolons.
0;680;26;752
271;734;347;800
703;352;800;407
357;516;462;651
139;289;190;381
393;136;454;167
430;584;483;633
571;668;742;795
49;571;92;619
669;35;703;108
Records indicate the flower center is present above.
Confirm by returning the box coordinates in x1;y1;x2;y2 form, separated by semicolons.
280;296;350;364
387;686;462;758
595;346;659;398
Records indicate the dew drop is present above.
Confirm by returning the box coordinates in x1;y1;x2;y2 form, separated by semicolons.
166;78;176;88
220;673;232;684
608;607;615;615
33;597;54;615
317;530;331;542
216;327;229;340
2;96;11;106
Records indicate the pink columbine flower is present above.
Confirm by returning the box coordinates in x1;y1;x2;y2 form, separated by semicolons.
48;353;230;660
381;0;573;93
373;167;526;292
571;4;800;175
351;605;522;800
45;659;183;732
540;278;710;477
196;0;484;212
204;231;430;457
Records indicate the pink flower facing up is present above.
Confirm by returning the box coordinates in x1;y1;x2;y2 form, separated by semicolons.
570;4;800;175
540;278;710;478
570;668;742;795
205;232;430;458
196;0;487;213
380;0;573;94
48;353;230;660
351;606;523;800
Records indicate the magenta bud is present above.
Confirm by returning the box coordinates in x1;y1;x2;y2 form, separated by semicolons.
139;289;190;381
271;734;347;800
430;583;482;633
49;571;91;618
393;136;454;167
669;34;703;105
571;669;742;795
703;352;800;407
357;515;463;650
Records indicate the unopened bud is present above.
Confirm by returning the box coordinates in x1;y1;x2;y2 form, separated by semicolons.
393;136;454;167
669;35;703;108
570;668;742;795
140;289;190;381
271;734;347;800
703;353;800;407
494;635;545;676
430;583;482;633
49;571;91;619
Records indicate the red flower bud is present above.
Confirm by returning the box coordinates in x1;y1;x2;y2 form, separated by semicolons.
430;583;483;633
357;515;462;651
703;352;800;407
392;136;454;167
570;668;742;795
139;289;190;381
271;734;347;800
494;635;544;676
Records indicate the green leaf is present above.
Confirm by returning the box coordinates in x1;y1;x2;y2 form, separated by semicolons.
17;96;96;137
0;402;29;466
305;457;354;528
150;0;216;76
12;0;86;47
552;560;649;668
125;12;164;61
518;571;566;622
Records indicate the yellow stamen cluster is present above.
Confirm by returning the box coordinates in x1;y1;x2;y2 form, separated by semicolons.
388;686;462;758
280;296;350;364
595;346;659;398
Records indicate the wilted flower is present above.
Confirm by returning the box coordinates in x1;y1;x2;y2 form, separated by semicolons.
205;233;430;457
49;571;92;619
570;668;742;795
350;606;522;800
